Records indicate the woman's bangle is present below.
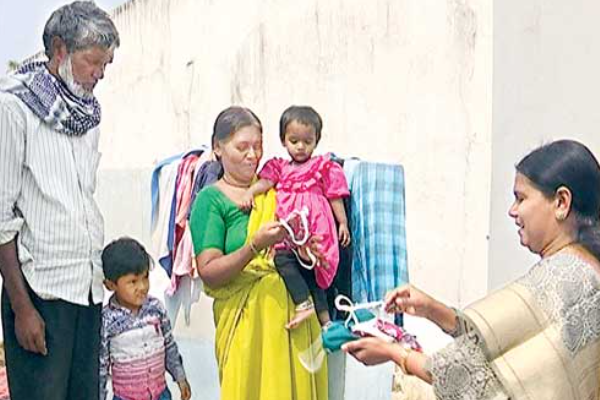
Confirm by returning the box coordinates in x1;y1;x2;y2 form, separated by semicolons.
249;240;261;256
397;346;413;375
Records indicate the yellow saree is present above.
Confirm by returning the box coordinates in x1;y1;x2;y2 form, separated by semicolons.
204;189;328;400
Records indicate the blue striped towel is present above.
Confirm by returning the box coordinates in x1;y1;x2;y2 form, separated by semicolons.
349;162;409;305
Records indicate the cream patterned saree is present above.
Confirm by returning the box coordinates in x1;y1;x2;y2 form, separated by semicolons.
429;252;600;400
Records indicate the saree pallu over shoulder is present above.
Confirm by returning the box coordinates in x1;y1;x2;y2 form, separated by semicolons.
205;189;327;400
464;253;600;400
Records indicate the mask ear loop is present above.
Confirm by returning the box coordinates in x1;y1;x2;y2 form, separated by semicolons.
334;295;359;328
279;206;317;269
334;295;385;328
280;206;310;246
292;247;317;270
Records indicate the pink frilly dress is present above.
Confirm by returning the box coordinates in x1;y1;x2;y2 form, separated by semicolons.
259;153;350;289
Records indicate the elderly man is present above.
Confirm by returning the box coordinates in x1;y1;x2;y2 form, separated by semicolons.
0;2;119;399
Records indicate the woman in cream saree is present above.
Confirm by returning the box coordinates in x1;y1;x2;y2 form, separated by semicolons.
343;140;600;400
428;251;600;400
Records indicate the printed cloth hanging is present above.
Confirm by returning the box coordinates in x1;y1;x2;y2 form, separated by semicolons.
151;148;206;276
150;148;215;326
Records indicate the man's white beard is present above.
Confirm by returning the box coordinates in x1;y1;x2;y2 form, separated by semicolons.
58;56;93;99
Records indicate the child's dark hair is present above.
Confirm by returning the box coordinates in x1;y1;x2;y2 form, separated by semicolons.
279;105;323;144
101;237;152;282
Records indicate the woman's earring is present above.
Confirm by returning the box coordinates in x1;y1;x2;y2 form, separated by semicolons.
557;212;567;221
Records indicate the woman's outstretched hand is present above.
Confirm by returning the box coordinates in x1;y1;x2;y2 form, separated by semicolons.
385;284;457;333
342;337;396;366
384;284;435;319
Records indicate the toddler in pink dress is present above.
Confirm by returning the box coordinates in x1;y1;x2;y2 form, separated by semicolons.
240;106;350;329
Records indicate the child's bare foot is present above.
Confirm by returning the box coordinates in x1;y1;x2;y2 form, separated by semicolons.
286;301;315;329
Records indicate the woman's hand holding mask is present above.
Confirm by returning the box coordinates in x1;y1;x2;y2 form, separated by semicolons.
252;222;287;252
385;285;458;333
384;284;435;319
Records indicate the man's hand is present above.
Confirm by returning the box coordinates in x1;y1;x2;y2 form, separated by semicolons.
15;304;47;355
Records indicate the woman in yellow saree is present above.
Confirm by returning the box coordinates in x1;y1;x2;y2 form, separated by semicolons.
190;106;327;400
343;139;600;400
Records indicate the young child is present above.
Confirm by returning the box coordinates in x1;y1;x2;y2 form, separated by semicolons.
99;237;191;400
241;105;351;329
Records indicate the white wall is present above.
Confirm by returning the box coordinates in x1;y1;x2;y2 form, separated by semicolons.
488;0;600;289
91;4;493;396
97;0;493;308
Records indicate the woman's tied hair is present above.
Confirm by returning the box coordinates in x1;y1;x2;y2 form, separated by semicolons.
43;1;120;59
516;140;600;219
211;106;263;151
516;139;600;260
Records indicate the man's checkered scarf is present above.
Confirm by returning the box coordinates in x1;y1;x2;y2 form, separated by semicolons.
0;62;100;136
